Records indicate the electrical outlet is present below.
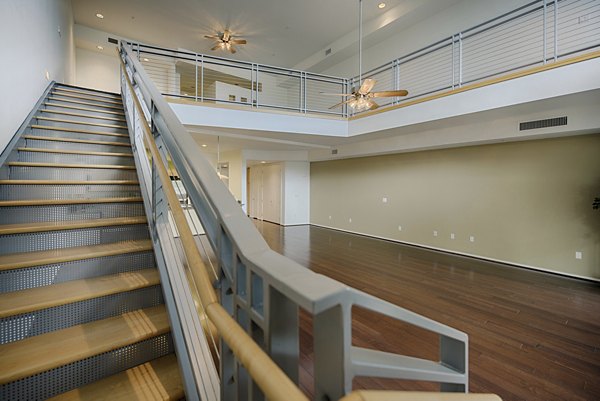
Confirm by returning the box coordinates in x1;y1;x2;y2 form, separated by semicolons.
382;197;388;203
433;230;438;237
450;233;455;240
469;235;475;242
398;225;402;231
575;251;582;260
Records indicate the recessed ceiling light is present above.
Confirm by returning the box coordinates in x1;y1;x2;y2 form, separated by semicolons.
260;161;266;164
95;13;104;19
201;144;207;148
96;45;104;50
378;3;386;9
143;58;149;62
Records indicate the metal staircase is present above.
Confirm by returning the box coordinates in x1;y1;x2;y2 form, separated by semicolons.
0;83;183;400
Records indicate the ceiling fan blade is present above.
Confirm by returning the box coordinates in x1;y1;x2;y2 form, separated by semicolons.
231;39;247;45
320;92;353;96
328;98;354;110
371;90;409;98
358;78;376;95
223;30;231;41
229;45;237;54
204;35;220;39
366;99;379;110
211;44;221;51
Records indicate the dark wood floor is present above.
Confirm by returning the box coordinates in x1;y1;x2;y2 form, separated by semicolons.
253;220;600;401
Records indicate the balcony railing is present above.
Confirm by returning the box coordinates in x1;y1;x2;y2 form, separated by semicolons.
128;0;599;118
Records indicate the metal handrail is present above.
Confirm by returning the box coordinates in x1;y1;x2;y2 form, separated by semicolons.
121;39;473;400
119;49;308;401
131;0;599;118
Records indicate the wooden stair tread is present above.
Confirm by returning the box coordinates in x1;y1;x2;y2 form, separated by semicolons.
47;354;183;401
48;97;124;111
40;109;127;123
0;216;147;235
50;92;124;106
8;161;136;170
53;88;121;101
44;103;126;117
18;147;133;157
0;180;138;185
0;197;143;207
36;116;128;130
23;135;131;147
0;305;169;385
0;269;160;318
0;239;153;271
30;124;129;138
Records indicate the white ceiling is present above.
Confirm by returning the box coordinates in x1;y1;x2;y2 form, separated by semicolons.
72;0;456;69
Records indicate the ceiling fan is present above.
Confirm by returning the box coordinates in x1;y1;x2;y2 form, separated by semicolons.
324;0;408;112
204;30;247;54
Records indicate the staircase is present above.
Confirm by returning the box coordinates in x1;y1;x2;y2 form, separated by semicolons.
0;84;184;400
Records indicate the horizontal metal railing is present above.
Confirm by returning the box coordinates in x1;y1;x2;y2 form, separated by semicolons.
120;41;480;401
130;0;599;118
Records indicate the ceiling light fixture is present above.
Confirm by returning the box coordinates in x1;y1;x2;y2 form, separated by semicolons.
323;0;408;112
205;30;247;54
96;45;104;50
260;161;266;164
95;13;104;19
378;3;386;9
201;144;208;148
143;58;149;62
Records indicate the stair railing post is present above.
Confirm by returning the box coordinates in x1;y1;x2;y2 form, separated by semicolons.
440;334;468;392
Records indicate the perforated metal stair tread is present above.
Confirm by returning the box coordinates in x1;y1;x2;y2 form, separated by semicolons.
35;117;128;130
0;216;147;235
0;197;143;207
48;97;124;112
46;354;183;401
49;92;124;106
40;109;127;123
53;88;122;101
0;269;160;318
30;124;129;138
44;103;126;117
23;135;132;147
0;239;153;271
351;346;466;384
18;147;133;157
0;305;169;385
8;162;136;170
0;179;139;185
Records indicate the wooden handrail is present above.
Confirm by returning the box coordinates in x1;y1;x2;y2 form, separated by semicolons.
340;391;502;401
120;52;309;401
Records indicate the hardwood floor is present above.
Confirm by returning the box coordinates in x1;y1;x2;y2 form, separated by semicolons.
253;220;600;401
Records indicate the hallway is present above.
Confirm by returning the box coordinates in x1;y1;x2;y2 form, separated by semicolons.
254;220;600;401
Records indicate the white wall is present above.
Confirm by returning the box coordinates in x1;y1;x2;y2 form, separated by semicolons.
76;47;120;93
283;162;310;225
322;0;532;77
0;0;75;154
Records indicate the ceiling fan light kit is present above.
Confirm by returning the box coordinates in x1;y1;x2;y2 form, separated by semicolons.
205;29;247;54
324;0;408;112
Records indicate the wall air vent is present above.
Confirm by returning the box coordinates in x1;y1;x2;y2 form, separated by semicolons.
325;48;332;56
108;37;118;44
519;116;567;131
331;149;338;155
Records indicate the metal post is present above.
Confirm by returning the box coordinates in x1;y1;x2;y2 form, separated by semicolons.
303;72;307;113
554;0;558;61
299;73;303;113
543;0;547;64
440;335;468;392
266;286;299;385
200;55;204;102
452;35;456;88
255;65;260;108
313;304;352;401
195;53;199;101
458;32;463;87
